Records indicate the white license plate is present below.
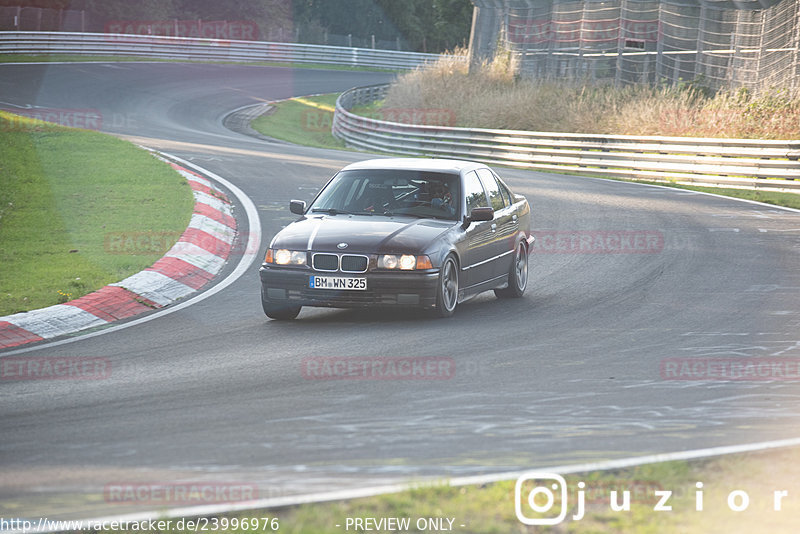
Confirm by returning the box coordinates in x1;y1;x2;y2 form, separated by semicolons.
309;276;367;290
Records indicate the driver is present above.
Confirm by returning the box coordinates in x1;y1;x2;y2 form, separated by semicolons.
430;181;454;215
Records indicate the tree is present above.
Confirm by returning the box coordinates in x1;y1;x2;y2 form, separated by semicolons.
292;0;472;52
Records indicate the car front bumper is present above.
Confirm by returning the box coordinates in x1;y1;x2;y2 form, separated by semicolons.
259;265;440;309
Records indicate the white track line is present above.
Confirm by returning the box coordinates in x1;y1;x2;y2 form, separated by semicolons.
574;173;800;213
16;436;800;533
0;152;261;356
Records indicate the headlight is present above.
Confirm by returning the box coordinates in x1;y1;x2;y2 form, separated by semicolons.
379;254;398;269
378;254;432;270
267;249;307;266
398;254;416;270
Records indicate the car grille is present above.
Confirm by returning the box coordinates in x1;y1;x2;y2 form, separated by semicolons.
341;255;368;273
297;289;384;304
312;253;339;272
311;253;369;273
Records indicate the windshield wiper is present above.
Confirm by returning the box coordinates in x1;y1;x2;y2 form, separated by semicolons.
380;211;430;219
311;208;351;215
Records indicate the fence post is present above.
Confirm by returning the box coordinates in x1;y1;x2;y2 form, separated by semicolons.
728;10;743;90
694;4;707;82
655;2;663;82
614;0;627;86
578;0;588;81
793;0;800;90
755;9;765;91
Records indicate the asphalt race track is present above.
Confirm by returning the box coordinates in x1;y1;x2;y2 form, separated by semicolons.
1;62;800;520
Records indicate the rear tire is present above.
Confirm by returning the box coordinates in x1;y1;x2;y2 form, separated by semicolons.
435;255;459;317
495;242;528;299
261;286;301;320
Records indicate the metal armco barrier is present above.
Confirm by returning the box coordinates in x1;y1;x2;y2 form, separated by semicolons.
0;31;460;70
333;85;800;193
5;32;798;193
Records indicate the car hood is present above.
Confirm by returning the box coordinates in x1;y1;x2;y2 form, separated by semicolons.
271;215;454;254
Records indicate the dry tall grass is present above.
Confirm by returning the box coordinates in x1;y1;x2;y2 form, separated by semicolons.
384;51;800;139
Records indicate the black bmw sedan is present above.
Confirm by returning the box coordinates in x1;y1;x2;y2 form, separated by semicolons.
259;158;533;319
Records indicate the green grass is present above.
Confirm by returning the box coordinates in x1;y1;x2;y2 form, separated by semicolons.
250;93;346;149
83;446;800;533
0;111;195;316
248;93;419;150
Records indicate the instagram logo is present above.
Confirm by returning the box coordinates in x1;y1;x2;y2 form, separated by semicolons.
515;473;569;525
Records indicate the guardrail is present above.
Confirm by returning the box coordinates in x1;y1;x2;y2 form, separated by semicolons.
333;85;800;193
0;31;459;70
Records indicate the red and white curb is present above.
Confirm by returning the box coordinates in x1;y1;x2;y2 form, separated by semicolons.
0;159;236;349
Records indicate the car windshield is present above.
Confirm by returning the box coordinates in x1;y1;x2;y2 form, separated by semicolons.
309;169;461;220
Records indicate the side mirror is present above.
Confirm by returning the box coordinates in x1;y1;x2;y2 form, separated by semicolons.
462;206;494;228
289;200;306;215
470;207;494;222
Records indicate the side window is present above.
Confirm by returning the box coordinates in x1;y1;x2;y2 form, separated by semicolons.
464;171;489;214
477;168;506;211
497;178;514;207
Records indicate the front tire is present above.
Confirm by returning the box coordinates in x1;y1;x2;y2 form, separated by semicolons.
261;286;301;320
495;242;528;299
435;255;459;317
